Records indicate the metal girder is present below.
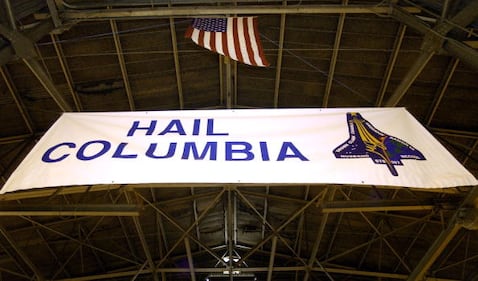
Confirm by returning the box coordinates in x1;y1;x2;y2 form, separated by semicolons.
124;192;159;281
184;238;196;281
22;58;73;112
53;265;462;281
0;67;34;134
336;189;413;272
4;0;17;30
323;0;347;108
0;19;54;66
384;50;434;107
50;33;83;111
0;226;44;281
110;19;135;110
386;3;478;106
273;1;286;108
303;187;335;281
133;189;227;269
60;5;421;20
0;23;73;112
22;216;141;269
266;236;278;281
406;187;478;281
443;38;478;70
0;203;140;216
425;57;459;125
321;199;440;213
169;17;184;109
235;189;326;266
376;24;406;106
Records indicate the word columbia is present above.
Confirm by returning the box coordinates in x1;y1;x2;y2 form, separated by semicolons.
41;119;309;162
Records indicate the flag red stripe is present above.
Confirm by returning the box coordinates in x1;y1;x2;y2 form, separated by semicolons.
252;17;269;66
222;26;229;58
186;17;269;67
198;30;205;47
242;18;257;66
232;18;243;63
184;26;194;38
210;32;217;53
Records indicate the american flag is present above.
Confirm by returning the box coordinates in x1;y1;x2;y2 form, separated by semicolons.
185;17;269;67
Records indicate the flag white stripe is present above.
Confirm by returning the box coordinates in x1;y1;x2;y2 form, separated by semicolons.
226;18;238;61
216;32;223;56
191;28;200;45
203;32;211;50
237;18;251;65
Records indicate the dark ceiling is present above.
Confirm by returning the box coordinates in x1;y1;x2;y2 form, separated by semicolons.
0;1;478;281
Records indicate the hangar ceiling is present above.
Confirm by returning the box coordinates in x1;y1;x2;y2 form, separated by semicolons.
0;1;477;281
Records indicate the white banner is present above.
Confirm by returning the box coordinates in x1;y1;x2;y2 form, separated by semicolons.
2;108;477;193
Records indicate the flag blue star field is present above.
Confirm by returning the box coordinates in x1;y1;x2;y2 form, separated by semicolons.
185;17;270;67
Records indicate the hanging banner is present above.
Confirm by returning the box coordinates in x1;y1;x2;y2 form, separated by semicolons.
1;108;477;193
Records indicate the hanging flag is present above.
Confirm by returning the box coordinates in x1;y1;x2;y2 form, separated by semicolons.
185;17;270;67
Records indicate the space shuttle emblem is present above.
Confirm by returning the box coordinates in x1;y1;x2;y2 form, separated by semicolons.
333;112;426;176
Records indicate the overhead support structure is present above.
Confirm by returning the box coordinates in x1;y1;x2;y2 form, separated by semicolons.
425;58;459;125
386;2;478;106
0;226;45;281
124;192;159;281
110;19;136;111
50;34;83;111
0;23;73;112
0;204;140;216
272;1;286;108
52;264;464;281
303;187;335;281
60;5;421;20
0;19;54;66
376;24;406;106
169;17;184;110
323;0;347;108
321;199;439;213
406;187;478;281
0;67;34;134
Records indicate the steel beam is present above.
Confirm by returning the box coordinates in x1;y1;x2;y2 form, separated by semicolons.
387;2;478;106
266;236;278;281
304;187;335;281
0;204;140;216
50;34;83;111
376;24;406;106
0;226;44;281
60;5;421;20
53;265;461;281
184;238;196;281
0;20;55;66
169;17;184;109
133;190;227;269
4;0;17;34
235;189;326;266
443;38;478;70
384;49;434;107
323;0;347;107
425;58;459;125
321;199;438;213
110;19;135;110
273;2;286;108
22;216;140;268
406;187;478;280
22;58;73;111
124;193;159;281
0;67;34;133
0;23;72;111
